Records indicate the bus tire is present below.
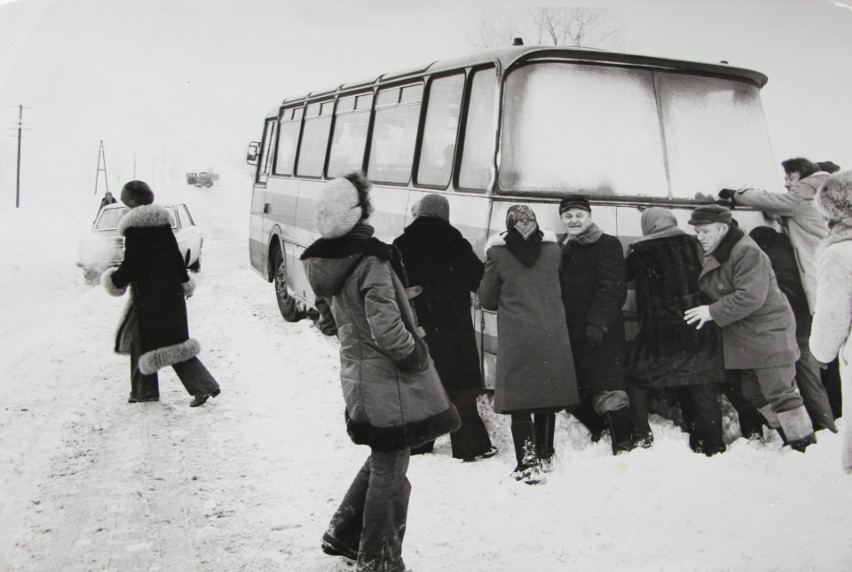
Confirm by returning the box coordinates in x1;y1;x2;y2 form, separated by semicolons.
272;248;306;322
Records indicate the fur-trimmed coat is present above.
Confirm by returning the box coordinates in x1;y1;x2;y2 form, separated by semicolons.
625;231;724;387
558;225;627;394
809;221;852;473
478;231;579;413
393;216;484;392
103;204;199;374
732;172;830;313
698;224;799;369
301;226;460;451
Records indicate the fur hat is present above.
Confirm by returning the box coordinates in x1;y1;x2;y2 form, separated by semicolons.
316;176;366;239
416;194;449;222
816;171;852;222
559;195;591;214
688;204;732;225
120;180;154;208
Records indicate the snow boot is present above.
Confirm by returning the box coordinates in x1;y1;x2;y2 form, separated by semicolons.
571;403;607;442
604;407;634;455
776;405;816;453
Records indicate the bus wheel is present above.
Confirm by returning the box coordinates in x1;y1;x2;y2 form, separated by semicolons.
273;249;306;322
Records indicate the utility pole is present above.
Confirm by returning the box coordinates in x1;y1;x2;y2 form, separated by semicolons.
94;140;109;195
15;105;23;208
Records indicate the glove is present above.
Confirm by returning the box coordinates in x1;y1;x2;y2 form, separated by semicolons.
585;324;605;348
718;188;737;201
398;338;430;373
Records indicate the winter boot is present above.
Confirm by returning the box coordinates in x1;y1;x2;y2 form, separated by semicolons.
604;407;634;455
534;413;556;472
776;405;817;453
571;403;607;442
510;438;544;485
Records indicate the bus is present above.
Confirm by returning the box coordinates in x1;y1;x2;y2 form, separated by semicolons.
246;45;781;387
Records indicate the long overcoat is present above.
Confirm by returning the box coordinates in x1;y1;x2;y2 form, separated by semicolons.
478;231;579;414
698;224;799;369
558;225;627;394
393;216;484;392
733;172;830;312
302;232;460;451
809;221;852;473
625;231;724;386
103;204;199;374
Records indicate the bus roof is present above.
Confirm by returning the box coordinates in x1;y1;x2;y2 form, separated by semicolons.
271;45;767;112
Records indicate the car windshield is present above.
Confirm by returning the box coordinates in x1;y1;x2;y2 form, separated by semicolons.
94;207;178;230
499;62;781;199
95;207;130;230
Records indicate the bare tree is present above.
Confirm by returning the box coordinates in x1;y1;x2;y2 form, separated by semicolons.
469;7;623;51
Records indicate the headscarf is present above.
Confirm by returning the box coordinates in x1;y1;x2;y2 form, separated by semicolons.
416;194;450;222
504;205;543;267
641;207;678;236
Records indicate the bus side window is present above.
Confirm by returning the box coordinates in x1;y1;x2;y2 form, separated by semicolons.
458;67;496;192
297;101;333;178
328;93;373;177
368;84;423;184
257;119;278;184
275;107;303;176
417;74;464;188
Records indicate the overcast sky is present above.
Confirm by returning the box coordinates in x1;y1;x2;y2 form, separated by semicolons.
0;0;850;205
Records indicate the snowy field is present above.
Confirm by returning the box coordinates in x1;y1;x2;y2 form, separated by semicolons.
0;174;850;572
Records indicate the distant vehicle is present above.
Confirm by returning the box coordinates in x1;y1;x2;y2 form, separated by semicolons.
77;203;203;284
186;172;198;185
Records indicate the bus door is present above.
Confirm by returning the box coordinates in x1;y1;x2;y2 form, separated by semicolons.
250;118;277;276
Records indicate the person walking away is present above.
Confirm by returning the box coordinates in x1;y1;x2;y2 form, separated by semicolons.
478;205;580;484
810;171;852;473
684;205;815;451
393;194;497;462
749;226;837;433
102;180;220;407
625;208;726;455
301;173;460;571
719;158;843;418
557;195;633;454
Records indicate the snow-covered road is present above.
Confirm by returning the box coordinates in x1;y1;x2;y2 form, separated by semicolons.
1;176;850;571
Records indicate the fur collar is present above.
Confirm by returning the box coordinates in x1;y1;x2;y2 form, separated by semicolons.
822;221;852;249
558;223;604;246
709;223;745;264
118;204;172;236
485;229;556;251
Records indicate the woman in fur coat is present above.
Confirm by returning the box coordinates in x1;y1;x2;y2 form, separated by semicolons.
625;208;726;455
102;181;220;407
301;173;460;571
478;205;579;484
810;170;852;474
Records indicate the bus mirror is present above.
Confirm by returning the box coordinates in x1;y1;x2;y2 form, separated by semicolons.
246;142;260;165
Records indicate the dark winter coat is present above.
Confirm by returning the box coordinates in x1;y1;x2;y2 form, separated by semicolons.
478;231;579;414
625;231;724;387
558;224;627;394
301;226;460;451
393;216;484;392
103;204;199;374
698;224;799;369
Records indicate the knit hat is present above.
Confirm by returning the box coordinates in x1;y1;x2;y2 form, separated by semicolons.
120;180;154;208
315;176;364;239
506;205;539;239
688;204;732;225
641;207;677;236
416;194;449;222
559;194;591;214
816;170;852;222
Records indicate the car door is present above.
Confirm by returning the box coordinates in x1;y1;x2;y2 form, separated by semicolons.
176;204;201;264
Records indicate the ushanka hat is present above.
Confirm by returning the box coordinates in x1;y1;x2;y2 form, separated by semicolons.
315;175;368;239
816;171;852;222
559;194;591;214
688;204;732;225
506;204;539;239
120;180;154;208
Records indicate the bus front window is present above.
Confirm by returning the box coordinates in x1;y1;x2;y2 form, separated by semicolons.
500;62;780;199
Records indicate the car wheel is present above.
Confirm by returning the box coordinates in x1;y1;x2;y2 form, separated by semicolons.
273;248;306;322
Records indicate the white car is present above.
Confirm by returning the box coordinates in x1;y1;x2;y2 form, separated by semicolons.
77;203;203;284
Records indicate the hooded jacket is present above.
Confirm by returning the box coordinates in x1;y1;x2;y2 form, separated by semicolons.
301;229;460;451
103;204;199;374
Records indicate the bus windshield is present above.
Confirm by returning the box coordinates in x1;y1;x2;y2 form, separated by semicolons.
499;62;781;200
